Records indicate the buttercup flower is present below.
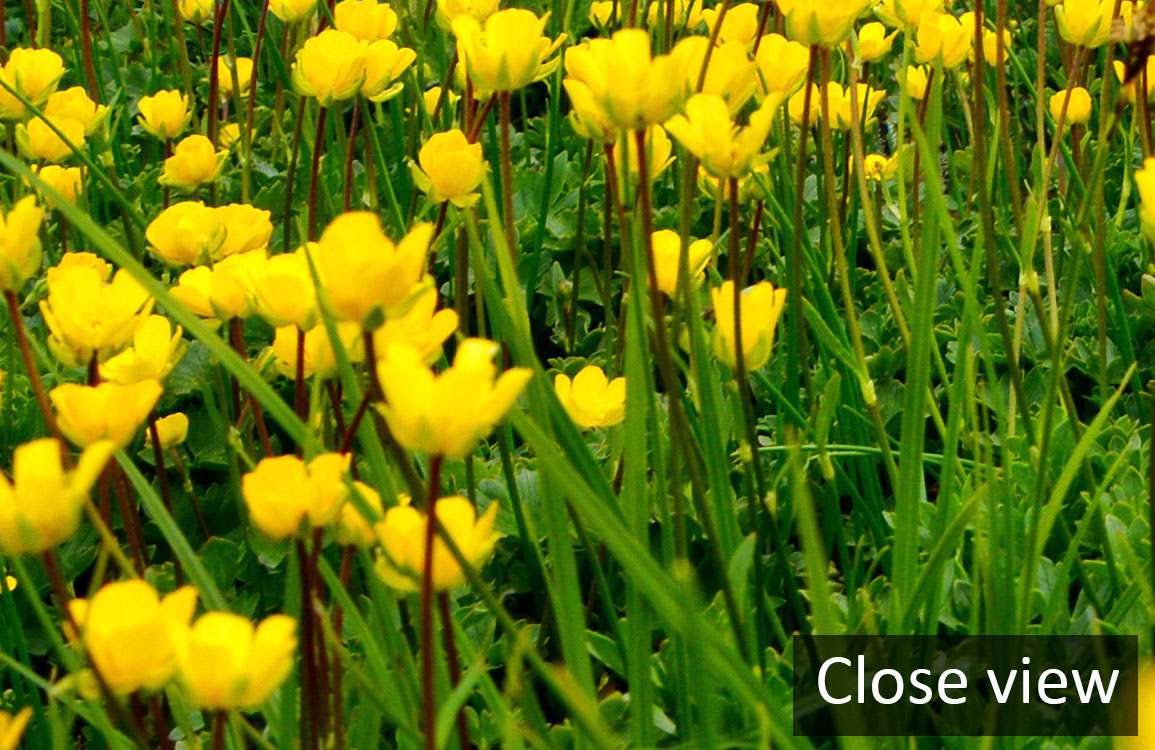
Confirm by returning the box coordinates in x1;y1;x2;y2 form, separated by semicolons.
375;495;501;592
857;22;898;62
217;57;255;99
665;92;782;179
647;0;701;30
1054;0;1114;48
0;438;112;555
32;165;85;207
903;65;930;100
170;250;266;320
554;365;626;429
826;82;886;131
335;0;399;40
147;201;226;266
376;338;533;458
45;87;109;135
613;124;674;184
176;612;297;710
215;203;275;258
454;9;564;92
335;482;384;548
0;196;44;292
371;287;459;364
858;153;899;182
1135;157;1155;240
1050;86;1093;128
242;453;350;539
99;315;186;385
674;37;758;111
67;581;197;695
711;281;787;371
17;116;86;163
51;380;163;449
270;321;364;379
754;34;811;99
252;248;318;330
701;3;761;48
160;135;227;191
589;0;615;26
436;0;500;27
361;39;417;101
412;129;484;207
137;90;191;140
0;709;31;750
651;229;712;296
423;86;460;117
312;212;433;325
0;48;65;119
777;0;869;47
882;0;943;27
179;0;214;22
914;11;973;69
292;30;369;106
270;0;317;23
150;413;190;450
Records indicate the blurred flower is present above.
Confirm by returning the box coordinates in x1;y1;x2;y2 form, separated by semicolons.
564;30;688;130
99;315;186;385
376;338;532;458
0;709;31;750
857;22;898;62
215;203;274;258
371;288;459;364
589;0;615;27
879;0;943;27
146;201;226;266
31;165;84;207
914;11;972;68
436;0;500;27
150;413;190;450
270;0;317;23
45;87;109;135
958;11;1013;62
253;249;318;330
0;196;44;292
375;495;500;592
362;40;417;101
176;612;297;710
613;124;673;184
651;229;712;296
40;254;153;365
312;212;432;325
423;86;460;117
335;0;398;40
554;365;625;429
17;116;86;163
67;581;197;695
674;37;758;111
335;482;383;548
292;30;369;106
270;321;364;379
412;129;484;207
160;134;227;192
564;75;617;142
217;57;254;100
1115;58;1155;103
1050;86;1092;128
827;82;886;130
1134;157;1155;240
777;0;869;46
857;153;899;181
179;0;213;22
243;453;350;539
1054;0;1114;48
218;122;242;149
788;83;820;125
51;380;163;449
0;48;65;119
711;280;787;371
647;0;701;30
666;92;782;178
454;9;564;92
170;250;266;321
137;90;191;140
903;65;930;100
701;3;761;48
754;33;811;98
0;438;112;555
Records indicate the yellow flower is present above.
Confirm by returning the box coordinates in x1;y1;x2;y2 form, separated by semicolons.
150;412;190;450
217;57;255;99
312;212;432;325
564;30;688;130
436;0;500;27
563;76;618;142
146;201;226;266
651;229;712;296
160;134;227;192
17;116;86;163
242;453;350;540
857;153;898;182
0;196;44;292
51;380;163;449
252;249;318;330
884;0;943;27
0;709;31;750
215;203;275;258
665;92;782;179
375;338;532;458
589;0;615;27
958;11;1013;62
647;0;701;30
711;280;787;371
99;315;186;385
335;482;383;548
1050;86;1093;128
1135;157;1155;239
170;250;266;320
423;86;460;117
674;37;758;111
412;129;484;207
137;90;191;140
335;0;398;40
1054;0;1114;48
31;165;85;207
45;87;109;135
554;365;625;429
179;0;214;22
1115;58;1155;103
292;30;368;106
827;82;886;131
903;65;930;100
0;438;112;555
914;11;972;69
218;122;242;149
375;495;500;592
39;254;154;365
176;612;297;710
777;0;869;47
0;48;65;119
454;9;565;92
67;581;198;695
754;33;811;98
270;0;317;23
701;3;762;48
613;124;674;184
270;321;364;379
1124;663;1155;750
371;287;459;364
857;22;898;62
362;39;417;101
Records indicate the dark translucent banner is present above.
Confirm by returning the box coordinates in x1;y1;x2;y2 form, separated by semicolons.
792;635;1138;737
